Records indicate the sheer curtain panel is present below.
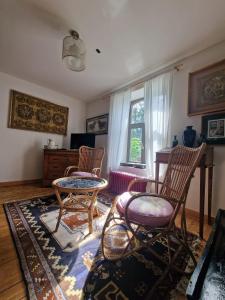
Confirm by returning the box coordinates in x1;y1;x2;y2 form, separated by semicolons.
107;89;131;172
144;72;173;177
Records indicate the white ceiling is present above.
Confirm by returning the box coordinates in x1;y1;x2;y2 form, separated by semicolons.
1;0;225;102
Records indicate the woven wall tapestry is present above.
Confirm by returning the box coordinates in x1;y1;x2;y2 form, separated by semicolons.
8;90;69;135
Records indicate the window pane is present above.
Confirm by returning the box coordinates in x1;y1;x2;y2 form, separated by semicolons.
131;100;144;124
129;127;143;162
131;87;144;100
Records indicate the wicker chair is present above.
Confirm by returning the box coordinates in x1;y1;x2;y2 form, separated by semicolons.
101;144;206;297
64;146;105;177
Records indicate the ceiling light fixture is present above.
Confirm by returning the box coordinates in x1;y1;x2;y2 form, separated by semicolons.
62;30;86;71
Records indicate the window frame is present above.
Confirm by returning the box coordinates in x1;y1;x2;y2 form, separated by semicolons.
127;98;145;164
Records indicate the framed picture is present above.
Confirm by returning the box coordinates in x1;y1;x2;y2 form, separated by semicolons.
8;90;68;135
86;114;109;135
188;59;225;116
202;113;225;144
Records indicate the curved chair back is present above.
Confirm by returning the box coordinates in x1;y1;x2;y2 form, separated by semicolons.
159;144;206;202
78;146;105;176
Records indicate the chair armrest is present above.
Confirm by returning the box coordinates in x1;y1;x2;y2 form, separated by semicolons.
64;165;78;176
91;168;101;177
128;178;164;192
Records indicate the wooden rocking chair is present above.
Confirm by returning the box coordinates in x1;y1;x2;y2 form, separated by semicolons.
101;144;206;297
64;146;105;177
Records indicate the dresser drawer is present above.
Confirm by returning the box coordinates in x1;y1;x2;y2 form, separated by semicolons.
47;171;64;180
48;156;78;165
67;158;78;165
48;164;65;173
48;156;66;164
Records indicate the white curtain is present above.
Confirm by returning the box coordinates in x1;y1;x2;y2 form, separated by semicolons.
144;72;173;177
107;89;131;172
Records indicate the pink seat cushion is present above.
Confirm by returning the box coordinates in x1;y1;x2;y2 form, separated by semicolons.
116;192;174;227
70;171;97;177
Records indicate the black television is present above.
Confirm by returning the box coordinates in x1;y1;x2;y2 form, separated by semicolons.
70;133;95;149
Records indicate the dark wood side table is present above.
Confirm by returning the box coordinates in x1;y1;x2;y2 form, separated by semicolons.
155;146;214;239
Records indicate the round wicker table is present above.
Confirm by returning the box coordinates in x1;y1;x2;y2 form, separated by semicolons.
52;176;108;234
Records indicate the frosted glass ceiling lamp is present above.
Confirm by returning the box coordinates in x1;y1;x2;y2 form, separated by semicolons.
62;30;86;71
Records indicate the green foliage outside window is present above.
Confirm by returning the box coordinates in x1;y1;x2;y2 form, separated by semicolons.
127;96;145;164
130;137;142;162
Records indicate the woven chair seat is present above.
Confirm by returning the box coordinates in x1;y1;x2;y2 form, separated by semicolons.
116;192;174;227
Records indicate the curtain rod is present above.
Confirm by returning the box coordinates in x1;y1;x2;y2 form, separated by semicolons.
101;62;183;98
113;63;183;94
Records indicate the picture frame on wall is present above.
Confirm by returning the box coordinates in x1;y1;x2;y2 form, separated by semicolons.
188;59;225;116
202;112;225;145
86;114;109;135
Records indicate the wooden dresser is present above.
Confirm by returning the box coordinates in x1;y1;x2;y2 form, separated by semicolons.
43;149;79;187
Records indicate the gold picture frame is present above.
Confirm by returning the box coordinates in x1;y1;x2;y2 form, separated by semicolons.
8;90;69;135
188;59;225;116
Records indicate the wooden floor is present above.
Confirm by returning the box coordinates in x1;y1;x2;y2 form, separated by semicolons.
0;184;212;300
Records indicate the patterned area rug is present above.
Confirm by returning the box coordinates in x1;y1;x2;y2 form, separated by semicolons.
5;193;200;300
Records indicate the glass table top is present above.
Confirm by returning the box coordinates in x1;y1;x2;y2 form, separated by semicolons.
56;177;107;189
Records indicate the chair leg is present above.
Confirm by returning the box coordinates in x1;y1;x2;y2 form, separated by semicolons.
146;243;183;299
53;208;63;233
174;233;197;271
178;206;197;272
180;204;188;243
88;208;93;234
101;206;141;260
95;206;100;217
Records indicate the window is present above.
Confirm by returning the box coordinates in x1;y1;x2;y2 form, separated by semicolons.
127;87;145;165
110;73;172;174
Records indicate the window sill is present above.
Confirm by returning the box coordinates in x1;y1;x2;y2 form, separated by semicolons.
120;162;146;169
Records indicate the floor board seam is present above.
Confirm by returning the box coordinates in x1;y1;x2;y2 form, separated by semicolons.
0;279;24;294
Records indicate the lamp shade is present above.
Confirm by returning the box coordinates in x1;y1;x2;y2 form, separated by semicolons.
62;31;86;71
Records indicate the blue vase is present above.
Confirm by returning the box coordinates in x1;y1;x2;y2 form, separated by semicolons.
183;126;196;147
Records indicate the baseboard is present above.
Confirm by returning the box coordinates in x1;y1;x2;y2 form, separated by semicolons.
0;179;42;187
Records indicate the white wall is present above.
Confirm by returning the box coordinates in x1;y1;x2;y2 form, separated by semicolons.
0;72;86;182
86;97;110;176
86;41;225;216
170;41;225;217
